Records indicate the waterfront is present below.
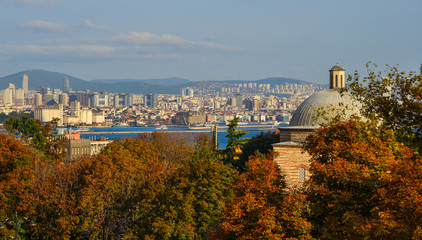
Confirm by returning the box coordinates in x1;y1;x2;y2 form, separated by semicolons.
79;124;287;149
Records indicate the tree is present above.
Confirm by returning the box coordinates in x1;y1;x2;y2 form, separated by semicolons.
0;111;33;124
224;117;247;168
24;136;166;239
4;116;66;160
0;134;37;239
132;134;236;240
303;117;422;239
23;158;97;239
238;131;279;171
216;154;313;240
347;62;422;151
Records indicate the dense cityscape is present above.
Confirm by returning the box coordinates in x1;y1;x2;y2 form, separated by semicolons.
0;73;326;127
1;0;421;239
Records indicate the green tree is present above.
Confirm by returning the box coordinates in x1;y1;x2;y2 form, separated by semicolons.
0;111;33;123
4;116;66;160
238;131;279;171
224;117;247;167
347;62;422;151
132;134;236;239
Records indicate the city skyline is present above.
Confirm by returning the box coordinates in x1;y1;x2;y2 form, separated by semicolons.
0;0;421;84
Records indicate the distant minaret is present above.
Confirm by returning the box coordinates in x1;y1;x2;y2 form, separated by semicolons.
64;77;70;93
22;74;28;95
329;63;346;89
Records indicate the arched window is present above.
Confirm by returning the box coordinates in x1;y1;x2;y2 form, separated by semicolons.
335;75;338;87
299;167;306;182
341;75;343;87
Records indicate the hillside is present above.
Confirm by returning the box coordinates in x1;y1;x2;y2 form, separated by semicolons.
0;70;182;94
0;70;314;94
91;77;190;86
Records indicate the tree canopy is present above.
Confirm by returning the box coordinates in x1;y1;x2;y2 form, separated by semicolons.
216;155;313;240
4;116;66;160
347;62;422;151
304;117;422;239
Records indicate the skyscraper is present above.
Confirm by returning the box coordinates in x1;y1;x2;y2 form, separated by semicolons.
64;77;70;93
144;94;157;108
22;74;28;95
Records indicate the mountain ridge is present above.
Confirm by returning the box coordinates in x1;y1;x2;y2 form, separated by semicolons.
0;69;316;94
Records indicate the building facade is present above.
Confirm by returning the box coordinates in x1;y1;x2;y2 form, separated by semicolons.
273;64;360;188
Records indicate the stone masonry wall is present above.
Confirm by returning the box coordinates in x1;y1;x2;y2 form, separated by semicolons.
273;144;311;188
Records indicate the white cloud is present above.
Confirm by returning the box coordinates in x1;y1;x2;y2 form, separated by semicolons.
0;0;57;7
0;44;115;57
114;32;187;45
114;31;243;52
20;20;66;33
81;19;109;31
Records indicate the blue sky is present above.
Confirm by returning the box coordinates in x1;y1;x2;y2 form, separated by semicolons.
0;0;421;84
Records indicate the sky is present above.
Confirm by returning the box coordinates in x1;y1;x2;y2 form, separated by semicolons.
0;0;421;84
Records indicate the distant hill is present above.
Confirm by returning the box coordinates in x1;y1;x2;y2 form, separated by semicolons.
0;70;182;94
0;70;315;94
0;69;93;91
91;77;190;86
255;77;310;85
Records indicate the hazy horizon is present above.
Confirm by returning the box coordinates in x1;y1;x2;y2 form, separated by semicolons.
0;0;421;84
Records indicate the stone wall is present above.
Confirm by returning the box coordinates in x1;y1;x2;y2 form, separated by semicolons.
278;127;317;142
273;143;311;188
273;126;316;188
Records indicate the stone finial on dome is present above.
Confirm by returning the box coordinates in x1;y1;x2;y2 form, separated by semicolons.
330;63;346;71
329;63;345;89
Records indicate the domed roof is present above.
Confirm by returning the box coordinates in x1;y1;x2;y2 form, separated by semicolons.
289;89;360;127
330;64;345;71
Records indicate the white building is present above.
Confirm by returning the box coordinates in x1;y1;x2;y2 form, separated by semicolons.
34;108;62;123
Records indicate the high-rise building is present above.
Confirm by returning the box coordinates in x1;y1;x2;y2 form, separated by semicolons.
91;93;109;107
14;89;24;106
59;93;69;106
114;94;133;108
77;91;91;106
35;93;43;106
22;74;28;95
70;101;81;116
181;87;194;98
64;77;70;93
144;94;157;108
234;94;243;108
2;88;13;105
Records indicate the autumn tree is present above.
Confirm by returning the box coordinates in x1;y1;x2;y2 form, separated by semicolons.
304;117;422;239
85;137;167;239
23;158;99;239
0;134;37;239
347;62;422;151
23;136;167;239
132;134;236;240
216;154;313;240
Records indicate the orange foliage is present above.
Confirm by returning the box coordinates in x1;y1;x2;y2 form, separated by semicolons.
0;134;37;238
304;118;422;239
217;156;313;240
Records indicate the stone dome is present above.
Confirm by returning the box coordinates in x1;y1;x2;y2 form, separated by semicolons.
289;88;360;127
330;64;345;71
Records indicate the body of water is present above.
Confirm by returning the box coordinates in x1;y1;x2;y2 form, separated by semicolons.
79;124;287;149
